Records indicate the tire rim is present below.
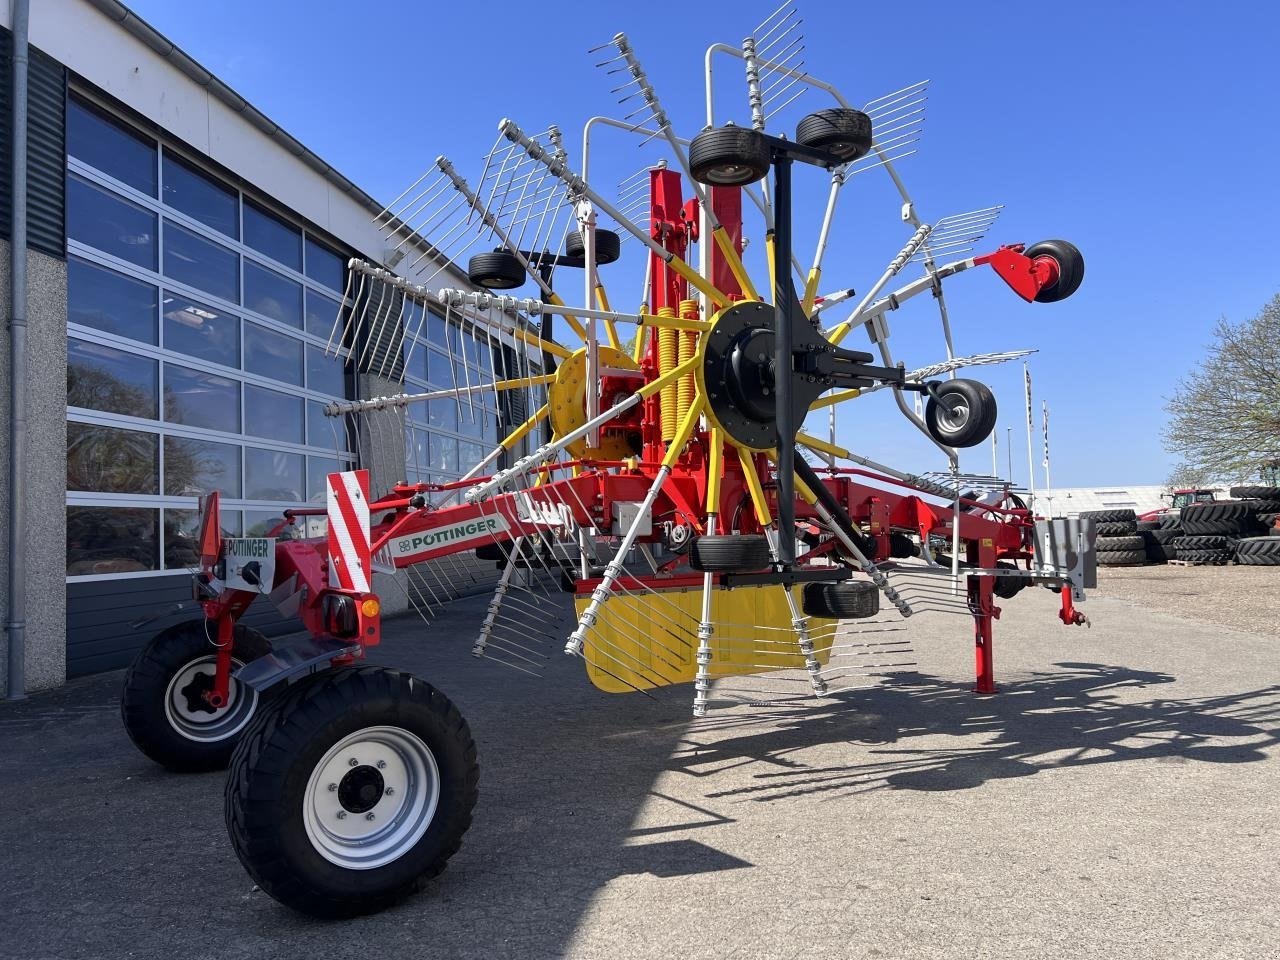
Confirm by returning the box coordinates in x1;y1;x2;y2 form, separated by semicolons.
937;397;970;432
163;655;257;743
302;726;440;871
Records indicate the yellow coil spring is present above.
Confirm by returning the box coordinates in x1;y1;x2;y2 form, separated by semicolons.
676;299;699;425
658;307;678;443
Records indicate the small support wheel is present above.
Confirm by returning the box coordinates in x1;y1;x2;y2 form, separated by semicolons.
225;666;479;918
795;108;873;163
689;534;771;572
467;250;525;290
565;229;621;265
688;127;772;186
120;619;271;772
924;379;998;448
801;581;880;619
1024;239;1085;303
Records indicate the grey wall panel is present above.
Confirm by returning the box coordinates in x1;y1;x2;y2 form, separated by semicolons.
66;576;302;677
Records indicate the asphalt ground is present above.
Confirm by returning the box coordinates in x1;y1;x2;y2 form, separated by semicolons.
3;578;1278;960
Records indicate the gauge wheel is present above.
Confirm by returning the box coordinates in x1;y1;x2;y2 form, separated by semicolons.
467;250;525;290
120;619;271;772
924;379;998;448
688;127;772;186
225;666;479;918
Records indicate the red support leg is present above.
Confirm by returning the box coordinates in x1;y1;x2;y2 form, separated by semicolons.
967;538;1000;695
208;612;235;709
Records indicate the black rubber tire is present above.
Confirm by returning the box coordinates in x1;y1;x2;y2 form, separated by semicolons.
1096;549;1147;566
1080;509;1136;524
888;532;919;559
225;666;478;918
121;620;271;772
795;108;873;163
1096;520;1138;536
1230;486;1280;500
565;229;621;265
1025;239;1085;303
688;127;771;186
1136;519;1161;531
1159;514;1183;530
689;534;771;572
1182;501;1250;523
1151;527;1182;545
1176;535;1233;551
1258;512;1280;531
1096;534;1145;552
992;561;1028;599
801;580;880;619
1234;537;1280;565
1178;548;1232;566
1234;498;1280;514
467;251;525;290
923;379;998;448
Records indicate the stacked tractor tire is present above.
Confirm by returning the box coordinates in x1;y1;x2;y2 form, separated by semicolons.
1085;486;1280;568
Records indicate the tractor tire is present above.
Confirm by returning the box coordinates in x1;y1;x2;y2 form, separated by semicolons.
1096;520;1138;536
121;620;271;772
565;229;621;265
689;534;771;572
1176;535;1233;552
225;666;478;918
1024;239;1085;303
1178;548;1232;566
1080;509;1136;525
1181;501;1253;535
1144;534;1173;563
1234;537;1280;565
1229;486;1280;500
467;251;524;290
795;108;874;162
1136;519;1162;531
923;379;998;448
1159;514;1183;530
1259;512;1280;533
1095;535;1145;552
1151;527;1182;545
1096;549;1147;566
1233;498;1280;515
688;127;772;187
801;580;880;619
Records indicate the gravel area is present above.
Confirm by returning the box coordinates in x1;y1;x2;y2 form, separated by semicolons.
1095;563;1280;636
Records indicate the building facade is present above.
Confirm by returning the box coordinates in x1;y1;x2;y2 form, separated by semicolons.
2;0;524;694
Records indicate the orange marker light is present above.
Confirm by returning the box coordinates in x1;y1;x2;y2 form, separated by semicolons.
360;598;381;618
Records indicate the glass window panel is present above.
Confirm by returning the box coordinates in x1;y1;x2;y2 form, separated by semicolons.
161;153;238;238
68;258;158;343
432;435;458;475
244;448;304;502
67;99;156;196
456;408;484;440
459;441;484;470
428;397;457;433
163;363;240;433
307;399;349;450
305;289;343;339
244;200;301;270
427;311;447;348
306;345;346;398
67;422;158;494
67;175;157;269
162;292;239;368
405;428;429;478
68;338;158;418
305;237;345;292
307;456;341;502
67;506;159;576
245;510;292;539
244;384;303;444
162;220;239;303
165;508;241;546
244;322;303;386
163;435;242;498
245;261;303;328
427;348;453;387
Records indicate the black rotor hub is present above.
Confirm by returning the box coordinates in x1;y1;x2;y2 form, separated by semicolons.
338;765;386;814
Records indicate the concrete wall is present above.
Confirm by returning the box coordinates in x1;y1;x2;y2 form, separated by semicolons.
0;240;68;693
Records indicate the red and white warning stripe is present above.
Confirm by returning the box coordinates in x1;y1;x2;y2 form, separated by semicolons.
327;469;371;593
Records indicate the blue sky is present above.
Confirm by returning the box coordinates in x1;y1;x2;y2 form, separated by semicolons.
124;0;1280;488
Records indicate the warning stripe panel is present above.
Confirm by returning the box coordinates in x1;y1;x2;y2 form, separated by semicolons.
327;469;371;593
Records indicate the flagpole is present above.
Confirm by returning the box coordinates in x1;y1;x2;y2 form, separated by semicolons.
992;427;999;478
1042;400;1051;491
1024;363;1037;512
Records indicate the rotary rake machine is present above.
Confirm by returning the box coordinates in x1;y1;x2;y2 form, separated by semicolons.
119;6;1093;918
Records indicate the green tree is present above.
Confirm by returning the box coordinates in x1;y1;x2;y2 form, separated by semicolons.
1163;294;1280;483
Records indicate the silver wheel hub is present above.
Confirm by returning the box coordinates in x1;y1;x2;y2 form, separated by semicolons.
163;655;256;742
303;726;440;870
938;397;970;431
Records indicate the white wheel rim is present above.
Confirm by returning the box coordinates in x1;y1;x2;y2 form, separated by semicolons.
302;726;440;870
938;398;970;432
163;655;257;743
